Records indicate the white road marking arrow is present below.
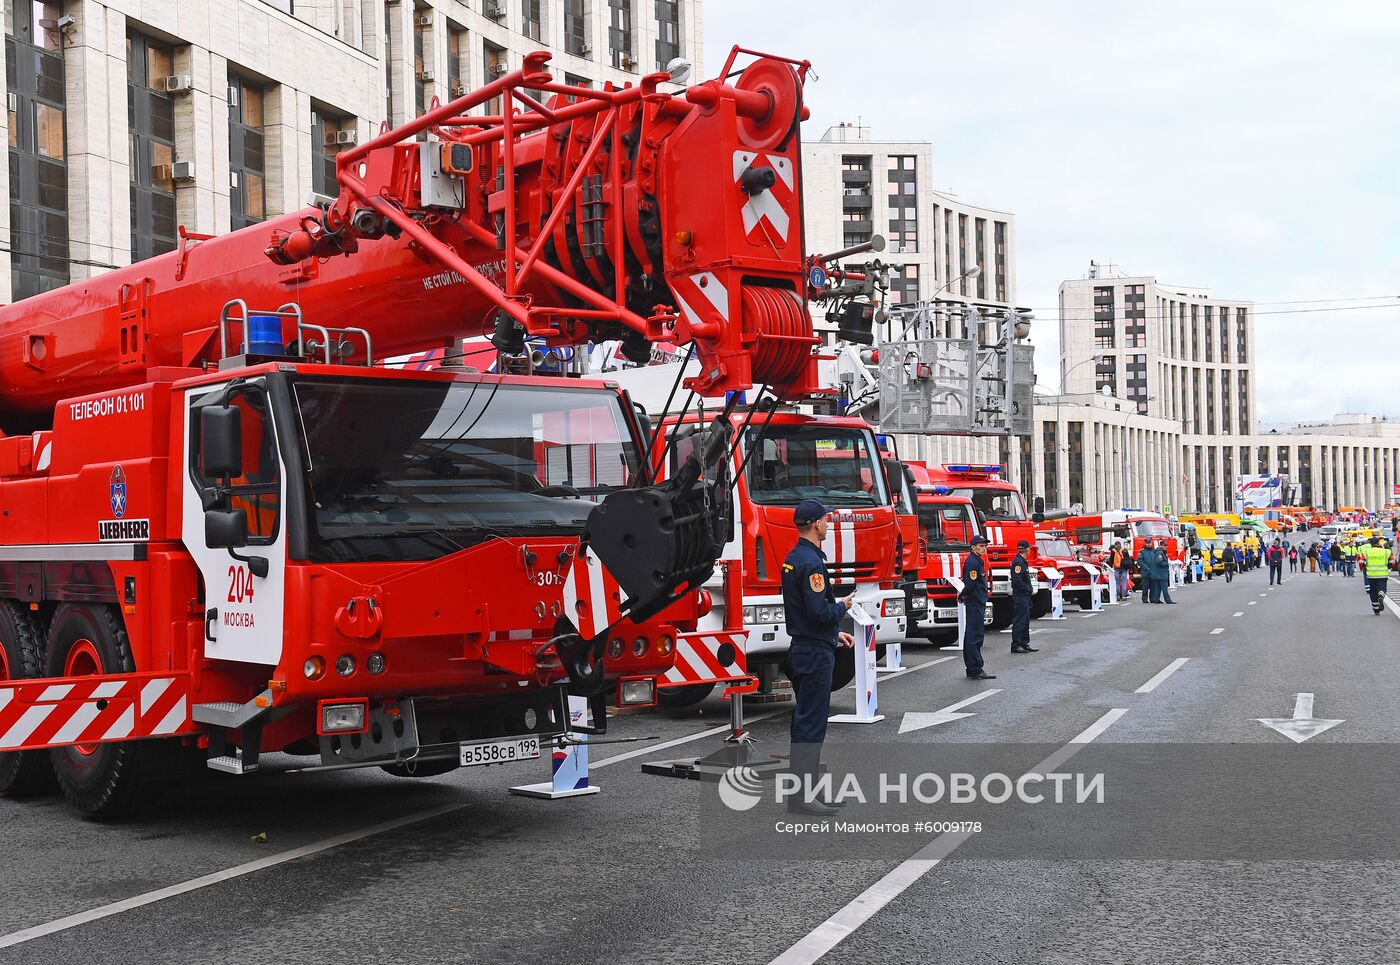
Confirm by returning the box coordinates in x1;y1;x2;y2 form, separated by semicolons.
899;689;1001;735
1256;692;1344;744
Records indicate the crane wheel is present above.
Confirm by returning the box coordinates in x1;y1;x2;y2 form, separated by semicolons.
0;601;56;797
45;604;142;820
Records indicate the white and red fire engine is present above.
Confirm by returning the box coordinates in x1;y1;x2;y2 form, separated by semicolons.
0;48;821;815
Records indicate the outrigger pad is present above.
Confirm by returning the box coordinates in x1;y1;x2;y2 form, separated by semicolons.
585;482;716;624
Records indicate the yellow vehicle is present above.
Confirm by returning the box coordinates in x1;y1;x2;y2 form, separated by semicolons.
1194;523;1225;575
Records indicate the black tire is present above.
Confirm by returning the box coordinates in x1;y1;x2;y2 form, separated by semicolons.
0;601;56;797
656;683;715;708
380;758;460;779
45;604;143;819
1029;590;1051;620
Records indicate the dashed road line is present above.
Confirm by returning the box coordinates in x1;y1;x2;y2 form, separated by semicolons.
1134;658;1190;694
767;708;1128;965
1248;601;1257;606
1210;628;1224;635
1233;612;1244;617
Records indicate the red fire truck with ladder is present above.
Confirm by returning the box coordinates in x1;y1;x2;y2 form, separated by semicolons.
0;47;820;816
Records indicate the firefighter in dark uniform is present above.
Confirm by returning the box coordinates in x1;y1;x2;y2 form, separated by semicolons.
781;499;855;816
1010;539;1039;654
960;534;996;680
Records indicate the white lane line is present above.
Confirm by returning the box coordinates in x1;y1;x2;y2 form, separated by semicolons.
1210;628;1224;635
1233;612;1244;617
1248;601;1257;606
1384;595;1400;621
0;653;965;951
1080;613;1100;619
1134;658;1190;694
767;708;1128;965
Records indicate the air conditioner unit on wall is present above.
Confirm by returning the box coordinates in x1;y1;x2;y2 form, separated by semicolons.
163;74;193;94
450;82;466;97
579;43;592;55
172;160;195;182
485;1;504;20
490;61;508;76
620;53;635;69
416;69;434;82
417;14;433;27
334;129;358;145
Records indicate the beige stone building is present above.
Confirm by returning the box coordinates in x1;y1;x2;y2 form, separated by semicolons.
1;0;702;301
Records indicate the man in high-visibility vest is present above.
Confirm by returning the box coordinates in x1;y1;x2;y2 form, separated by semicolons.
1360;536;1391;615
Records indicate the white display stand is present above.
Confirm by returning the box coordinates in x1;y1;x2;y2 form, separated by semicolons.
511;695;600;800
830;603;884;724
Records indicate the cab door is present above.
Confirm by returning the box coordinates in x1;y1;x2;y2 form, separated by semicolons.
181;380;288;666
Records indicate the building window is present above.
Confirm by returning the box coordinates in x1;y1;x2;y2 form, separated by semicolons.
609;0;633;69
975;219;986;298
1238;370;1250;435
6;0;69;298
886;201;917;253
1042;422;1059;505
521;0;542;40
483;41;507;114
1219;311;1230;362
311;109;351;198
889;265;919;305
1220;376;1232;436
957;214;968;293
1298;445;1312;504
128;31;177;263
1067;422;1084;507
1190;304;1199;362
1204;306;1214;362
228;75;266;229
447;26;467;98
655;0;680;69
994;221;1007;302
1223;447;1233;504
557;0;586;56
1205;371;1216;435
1236;308;1248;362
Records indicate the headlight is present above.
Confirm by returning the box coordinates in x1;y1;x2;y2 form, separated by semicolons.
335;654;356;678
303;656;325;680
882;598;905;617
618;677;656;706
742;605;756;624
911;594;928;610
631;637;648;657
319;701;366;734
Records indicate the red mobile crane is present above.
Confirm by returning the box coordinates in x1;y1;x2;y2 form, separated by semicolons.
0;48;818;816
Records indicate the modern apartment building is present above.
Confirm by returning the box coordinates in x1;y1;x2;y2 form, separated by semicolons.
0;0;702;302
802;123;1018;331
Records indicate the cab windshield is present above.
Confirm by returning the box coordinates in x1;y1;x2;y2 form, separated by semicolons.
1134;519;1173;538
1037;537;1073;558
918;502;980;550
950;487;1027;521
293;377;640;561
746;424;887;508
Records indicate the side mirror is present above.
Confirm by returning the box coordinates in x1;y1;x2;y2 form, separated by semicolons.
1033;496;1046;515
205;508;249;549
631;401;653;449
201;405;243;478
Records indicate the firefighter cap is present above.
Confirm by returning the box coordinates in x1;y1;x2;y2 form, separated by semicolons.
1017;539;1030;549
793;499;833;526
971;535;990;546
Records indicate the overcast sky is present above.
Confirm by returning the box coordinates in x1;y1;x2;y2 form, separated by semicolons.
703;1;1400;425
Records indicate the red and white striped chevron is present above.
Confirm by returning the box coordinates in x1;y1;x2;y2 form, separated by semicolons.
660;631;747;687
562;546;625;639
0;672;192;752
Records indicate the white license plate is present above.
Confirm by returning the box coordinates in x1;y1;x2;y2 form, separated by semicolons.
936;607;957;620
984;606;994;625
459;736;541;767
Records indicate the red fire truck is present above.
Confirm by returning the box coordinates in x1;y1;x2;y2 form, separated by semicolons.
907;489;992;635
1032;528;1112;610
907;463;1053;627
0;48;819;815
1061;511;1181;564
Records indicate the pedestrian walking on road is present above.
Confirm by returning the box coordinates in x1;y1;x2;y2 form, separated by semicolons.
1360;535;1390;615
1222;543;1237;583
1010;539;1038;654
1267;540;1284;586
1110;541;1132;600
781;499;855;816
1319;541;1333;575
1288;546;1298;572
1307;543;1319;572
959;535;996;680
1329;541;1343;575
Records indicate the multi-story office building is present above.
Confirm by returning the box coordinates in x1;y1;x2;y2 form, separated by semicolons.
1024;262;1400;513
0;0;702;302
1059;262;1256;428
802;123;1018;330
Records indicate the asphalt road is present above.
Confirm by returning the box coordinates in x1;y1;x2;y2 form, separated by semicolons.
3;544;1398;965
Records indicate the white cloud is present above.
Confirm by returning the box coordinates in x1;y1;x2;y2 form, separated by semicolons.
704;0;1400;422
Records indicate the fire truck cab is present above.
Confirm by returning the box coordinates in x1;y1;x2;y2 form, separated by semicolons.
908;490;993;634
